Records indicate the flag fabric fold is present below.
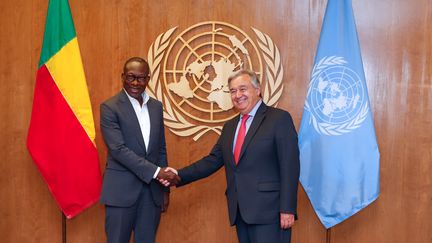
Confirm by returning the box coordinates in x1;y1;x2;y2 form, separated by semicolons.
27;0;102;219
299;0;380;228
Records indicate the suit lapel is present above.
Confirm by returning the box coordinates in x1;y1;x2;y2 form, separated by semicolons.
146;98;158;154
119;90;147;153
225;117;239;166
238;102;267;163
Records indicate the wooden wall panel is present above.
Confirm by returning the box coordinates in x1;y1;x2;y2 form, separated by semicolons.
331;1;432;243
0;0;431;243
0;0;62;242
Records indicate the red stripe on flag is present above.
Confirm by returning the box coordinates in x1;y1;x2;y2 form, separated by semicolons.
27;65;101;218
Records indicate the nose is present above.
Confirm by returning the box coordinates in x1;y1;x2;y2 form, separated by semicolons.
235;90;243;98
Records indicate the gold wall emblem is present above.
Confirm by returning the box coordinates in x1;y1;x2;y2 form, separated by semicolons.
147;21;284;140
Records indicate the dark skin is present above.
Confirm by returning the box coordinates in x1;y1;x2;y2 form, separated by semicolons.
122;60;149;106
122;60;181;211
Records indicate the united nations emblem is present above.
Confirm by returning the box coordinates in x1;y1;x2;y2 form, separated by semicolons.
305;56;369;136
147;21;284;140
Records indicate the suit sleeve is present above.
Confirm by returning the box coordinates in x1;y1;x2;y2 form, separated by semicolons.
100;103;158;184
177;135;225;186
276;112;300;216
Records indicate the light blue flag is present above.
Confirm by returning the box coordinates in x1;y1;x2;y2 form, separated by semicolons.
299;0;380;229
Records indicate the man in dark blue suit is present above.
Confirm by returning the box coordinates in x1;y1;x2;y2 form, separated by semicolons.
164;69;300;243
100;57;179;243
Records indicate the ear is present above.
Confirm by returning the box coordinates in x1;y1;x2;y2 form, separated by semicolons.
255;86;261;97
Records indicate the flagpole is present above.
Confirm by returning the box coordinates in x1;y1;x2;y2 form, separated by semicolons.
62;213;67;243
326;228;331;243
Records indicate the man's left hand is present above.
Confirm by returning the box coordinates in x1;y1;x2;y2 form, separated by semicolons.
162;192;169;213
280;213;295;229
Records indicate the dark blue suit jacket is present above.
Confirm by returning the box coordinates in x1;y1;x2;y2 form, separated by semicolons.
178;102;300;225
100;90;168;207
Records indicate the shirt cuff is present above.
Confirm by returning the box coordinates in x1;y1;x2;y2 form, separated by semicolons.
153;167;161;179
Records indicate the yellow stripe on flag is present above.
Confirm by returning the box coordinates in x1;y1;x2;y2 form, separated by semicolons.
45;38;96;142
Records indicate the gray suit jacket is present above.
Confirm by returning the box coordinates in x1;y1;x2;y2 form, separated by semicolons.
100;90;168;207
178;102;300;225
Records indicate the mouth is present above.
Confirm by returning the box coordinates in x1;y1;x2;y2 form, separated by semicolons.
129;87;141;93
235;98;247;105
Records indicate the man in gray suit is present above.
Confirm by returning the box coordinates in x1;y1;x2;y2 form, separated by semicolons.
100;57;179;243
163;69;300;243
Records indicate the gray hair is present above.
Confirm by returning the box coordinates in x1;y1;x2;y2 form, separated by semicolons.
227;69;260;88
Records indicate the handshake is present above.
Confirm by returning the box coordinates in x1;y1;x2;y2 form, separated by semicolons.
157;167;181;187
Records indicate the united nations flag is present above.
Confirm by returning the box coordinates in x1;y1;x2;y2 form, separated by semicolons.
299;0;380;228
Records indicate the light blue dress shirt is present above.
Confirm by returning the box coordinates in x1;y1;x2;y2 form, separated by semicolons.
232;99;263;152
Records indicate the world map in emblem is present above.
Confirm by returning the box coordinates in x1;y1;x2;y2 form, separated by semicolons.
168;57;236;111
308;65;366;126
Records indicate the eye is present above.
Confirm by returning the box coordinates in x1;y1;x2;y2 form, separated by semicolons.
126;75;135;81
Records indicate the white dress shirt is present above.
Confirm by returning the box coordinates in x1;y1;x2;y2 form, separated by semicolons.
124;90;160;178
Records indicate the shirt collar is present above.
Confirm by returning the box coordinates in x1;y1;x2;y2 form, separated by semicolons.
241;99;262;119
123;89;150;105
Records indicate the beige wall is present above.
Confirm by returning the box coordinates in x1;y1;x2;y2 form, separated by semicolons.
0;0;431;242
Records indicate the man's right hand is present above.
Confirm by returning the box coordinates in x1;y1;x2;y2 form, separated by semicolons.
157;167;180;187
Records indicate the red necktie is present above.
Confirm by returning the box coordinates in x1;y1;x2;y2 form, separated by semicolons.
234;115;249;164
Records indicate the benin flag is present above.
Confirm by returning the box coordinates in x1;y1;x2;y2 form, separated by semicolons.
27;0;102;219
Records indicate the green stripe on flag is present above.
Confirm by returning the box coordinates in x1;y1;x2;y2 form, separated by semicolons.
39;0;76;67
